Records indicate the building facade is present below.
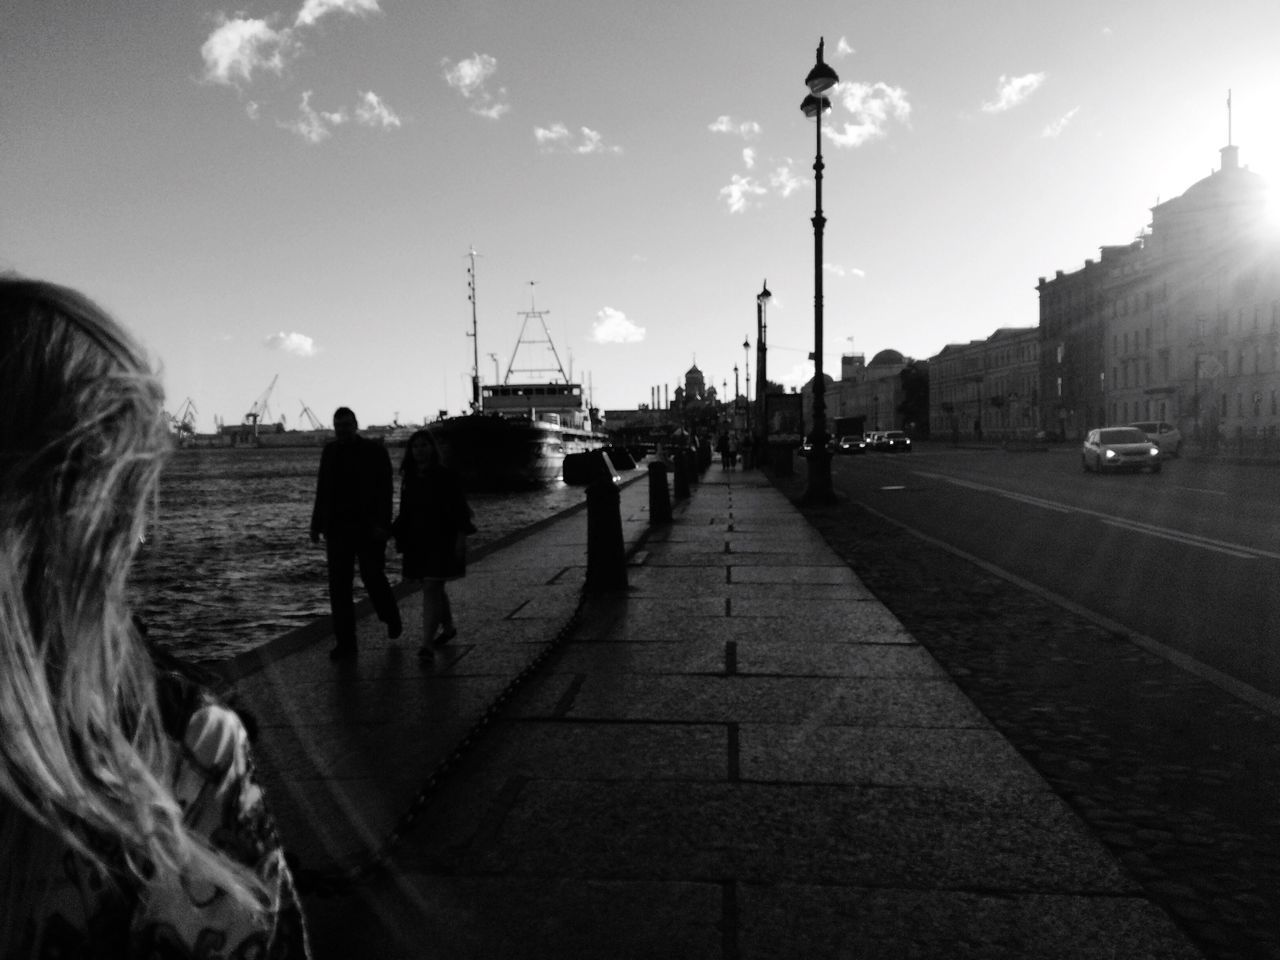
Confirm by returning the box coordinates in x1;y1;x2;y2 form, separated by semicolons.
1039;144;1280;445
928;328;1039;440
804;349;916;436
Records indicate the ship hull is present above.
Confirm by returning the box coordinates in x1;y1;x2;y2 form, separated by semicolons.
427;415;606;490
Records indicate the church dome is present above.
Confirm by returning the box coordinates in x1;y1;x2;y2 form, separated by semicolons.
869;348;905;366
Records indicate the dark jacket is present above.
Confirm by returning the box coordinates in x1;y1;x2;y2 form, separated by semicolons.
393;464;475;580
310;435;393;539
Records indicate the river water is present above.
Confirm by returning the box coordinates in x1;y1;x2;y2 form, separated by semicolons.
128;445;622;663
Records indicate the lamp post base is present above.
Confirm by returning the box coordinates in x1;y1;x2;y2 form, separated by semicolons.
800;448;837;505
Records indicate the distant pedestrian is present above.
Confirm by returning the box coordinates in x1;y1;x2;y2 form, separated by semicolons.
717;432;730;471
392;429;476;656
0;277;310;958
310;407;402;660
728;432;739;470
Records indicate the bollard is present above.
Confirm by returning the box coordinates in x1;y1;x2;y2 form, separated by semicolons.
585;475;628;593
648;461;672;524
686;448;700;485
673;452;690;501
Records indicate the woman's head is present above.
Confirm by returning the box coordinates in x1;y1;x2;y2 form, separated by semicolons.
0;279;265;928
402;428;440;474
0;280;167;682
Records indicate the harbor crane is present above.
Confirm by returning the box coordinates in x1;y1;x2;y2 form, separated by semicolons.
170;397;198;437
244;375;278;439
298;401;324;431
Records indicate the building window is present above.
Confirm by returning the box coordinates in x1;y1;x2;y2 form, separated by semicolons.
1237;392;1244;416
1272;390;1277;416
1057;377;1062;397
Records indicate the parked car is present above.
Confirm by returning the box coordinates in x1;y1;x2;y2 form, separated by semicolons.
881;430;912;453
1128;420;1182;457
867;431;888;451
837;434;867;454
1081;427;1162;473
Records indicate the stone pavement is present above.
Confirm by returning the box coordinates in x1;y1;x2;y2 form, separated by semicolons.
227;465;1206;959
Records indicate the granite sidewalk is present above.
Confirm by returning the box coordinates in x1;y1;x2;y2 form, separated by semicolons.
229;465;1206;959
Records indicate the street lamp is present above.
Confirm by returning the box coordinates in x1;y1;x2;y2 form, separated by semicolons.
756;280;771;455
801;37;838;504
742;336;751;432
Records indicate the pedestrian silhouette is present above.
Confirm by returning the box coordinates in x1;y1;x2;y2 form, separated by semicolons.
0;277;310;958
392;430;475;656
310;407;402;660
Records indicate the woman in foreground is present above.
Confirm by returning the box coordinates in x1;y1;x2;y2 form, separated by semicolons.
0;278;309;958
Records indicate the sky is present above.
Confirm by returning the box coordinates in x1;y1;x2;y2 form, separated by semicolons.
4;0;1280;433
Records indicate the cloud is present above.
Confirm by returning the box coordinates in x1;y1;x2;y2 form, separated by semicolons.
534;123;622;155
295;0;380;28
592;307;645;344
981;72;1046;113
280;90;346;143
356;90;401;128
201;16;293;85
742;147;756;170
836;36;854;57
824;263;866;278
1041;106;1080;139
770;163;806;197
443;53;510;119
265;331;317;356
719;174;768;214
708;115;762;139
826;81;911;148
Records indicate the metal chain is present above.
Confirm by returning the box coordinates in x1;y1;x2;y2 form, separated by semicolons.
292;586;591;896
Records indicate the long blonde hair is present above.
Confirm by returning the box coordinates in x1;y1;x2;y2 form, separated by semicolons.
0;279;266;946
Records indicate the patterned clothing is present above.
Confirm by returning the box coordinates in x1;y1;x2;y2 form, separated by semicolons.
6;688;310;959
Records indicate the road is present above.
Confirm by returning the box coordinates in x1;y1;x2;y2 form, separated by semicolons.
827;443;1280;699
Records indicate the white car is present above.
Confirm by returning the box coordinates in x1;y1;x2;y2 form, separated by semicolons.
1081;427;1162;474
1129;420;1182;457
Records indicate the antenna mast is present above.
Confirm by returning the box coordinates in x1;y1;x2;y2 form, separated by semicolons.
1227;88;1233;146
466;246;481;413
504;281;570;383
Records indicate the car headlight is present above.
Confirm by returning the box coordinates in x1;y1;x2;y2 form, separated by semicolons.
1104;449;1116;459
1149;447;1159;457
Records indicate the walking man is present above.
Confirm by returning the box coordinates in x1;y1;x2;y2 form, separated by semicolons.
310;407;402;660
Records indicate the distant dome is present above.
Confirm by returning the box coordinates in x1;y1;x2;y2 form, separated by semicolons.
869;348;904;366
686;364;703;375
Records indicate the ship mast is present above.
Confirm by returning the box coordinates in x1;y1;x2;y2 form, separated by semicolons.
504;281;570;384
466;246;481;413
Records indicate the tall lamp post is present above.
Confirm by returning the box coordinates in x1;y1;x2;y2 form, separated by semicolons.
756;280;771;456
801;38;838;504
742;336;751;432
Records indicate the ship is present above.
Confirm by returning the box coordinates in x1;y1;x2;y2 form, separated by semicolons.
427;257;607;490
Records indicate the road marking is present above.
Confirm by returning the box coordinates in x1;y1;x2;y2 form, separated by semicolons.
879;485;906;490
858;501;1280;720
911;470;1280;561
1171;485;1230;497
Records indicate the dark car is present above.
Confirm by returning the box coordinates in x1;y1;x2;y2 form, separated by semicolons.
881;430;912;453
837;435;867;454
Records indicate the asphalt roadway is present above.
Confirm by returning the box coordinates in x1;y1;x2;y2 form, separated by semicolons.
220;463;1205;959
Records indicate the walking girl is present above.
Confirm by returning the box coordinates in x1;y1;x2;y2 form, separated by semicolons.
394;429;476;655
